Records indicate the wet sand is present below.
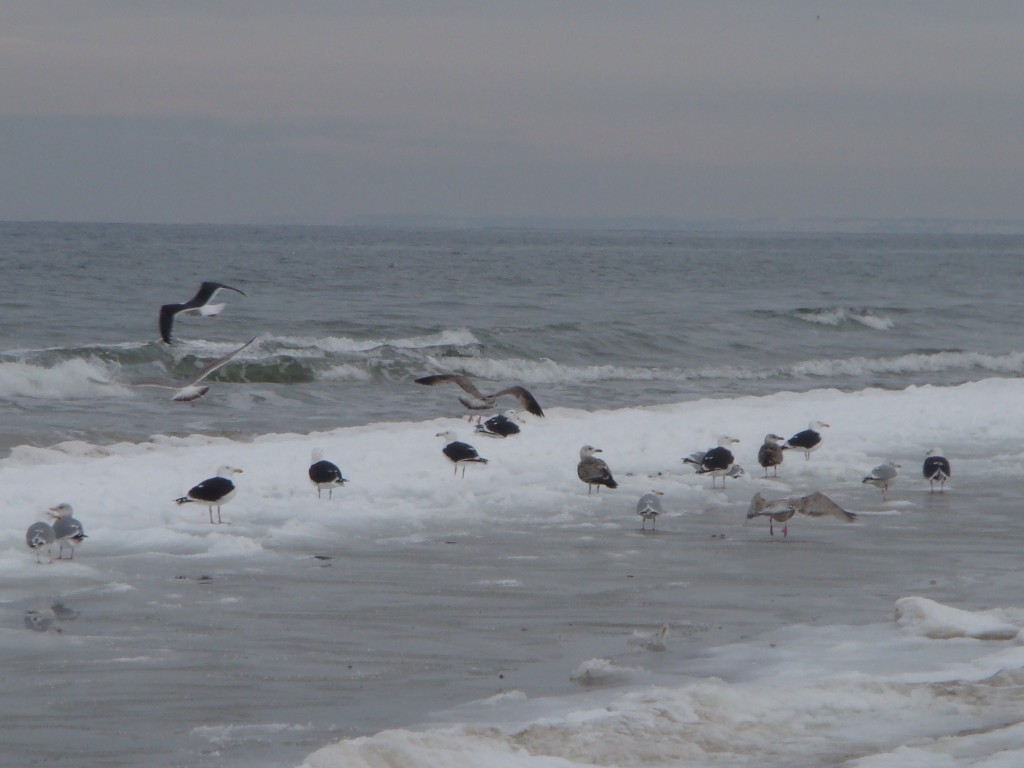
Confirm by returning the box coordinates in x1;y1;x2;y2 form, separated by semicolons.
2;475;1011;768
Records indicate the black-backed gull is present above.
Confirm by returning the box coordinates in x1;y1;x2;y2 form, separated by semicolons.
436;431;489;477
175;466;243;523
782;420;829;460
309;448;347;499
160;281;246;344
923;449;951;493
683;436;740;488
474;410;524;438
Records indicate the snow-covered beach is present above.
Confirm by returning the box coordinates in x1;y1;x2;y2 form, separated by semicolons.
5;378;1024;766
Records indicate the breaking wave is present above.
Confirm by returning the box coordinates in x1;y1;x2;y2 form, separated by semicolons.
0;358;125;400
792;307;896;330
418;349;1024;387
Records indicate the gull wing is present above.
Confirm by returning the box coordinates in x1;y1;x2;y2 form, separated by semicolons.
414;373;486;399
489;385;544;417
792;491;857;522
187;281;246;308
185;336;258;386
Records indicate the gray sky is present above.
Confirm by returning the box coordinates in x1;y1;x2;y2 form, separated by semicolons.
2;2;1023;226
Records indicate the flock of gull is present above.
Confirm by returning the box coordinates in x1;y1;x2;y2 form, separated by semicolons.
23;281;955;561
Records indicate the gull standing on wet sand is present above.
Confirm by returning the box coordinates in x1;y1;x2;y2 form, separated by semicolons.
863;462;900;500
636;491;664;531
923;449;951;493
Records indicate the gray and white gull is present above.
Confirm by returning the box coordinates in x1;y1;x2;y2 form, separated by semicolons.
746;491;856;537
416;374;544;419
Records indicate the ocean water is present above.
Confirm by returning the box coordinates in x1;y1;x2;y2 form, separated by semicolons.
3;224;1024;768
2;223;1023;451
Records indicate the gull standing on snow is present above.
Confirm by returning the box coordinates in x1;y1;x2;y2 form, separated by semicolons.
783;420;829;461
160;281;246;344
683;436;740;488
309;448;348;499
415;374;545;419
746;491;856;538
474;409;524;438
132;336;258;403
757;433;786;477
923;449;951;493
636;491;664;531
436;431;489;477
578;445;618;494
863;462;900;499
175;466;243;523
48;503;87;560
25;520;56;564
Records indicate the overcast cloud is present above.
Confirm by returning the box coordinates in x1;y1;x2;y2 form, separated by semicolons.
2;2;1022;226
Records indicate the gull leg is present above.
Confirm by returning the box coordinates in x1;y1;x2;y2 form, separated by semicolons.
769;518;774;536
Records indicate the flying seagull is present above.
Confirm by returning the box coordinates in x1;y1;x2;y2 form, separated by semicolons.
782;420;829;460
25;520;56;564
923;449;951;493
309;448;347;499
436;431;489;477
415;374;544;418
863;462;900;499
175;466;243;523
683;436;740;488
757;433;786;477
48;503;87;560
135;336;258;403
636;491;664;531
746;491;856;537
160;281;246;344
578;445;618;494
